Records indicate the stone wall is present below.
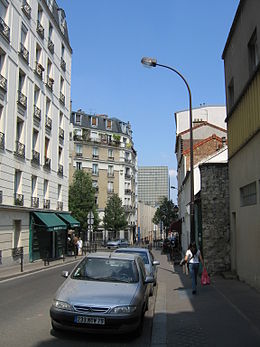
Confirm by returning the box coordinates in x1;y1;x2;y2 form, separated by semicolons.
200;163;231;274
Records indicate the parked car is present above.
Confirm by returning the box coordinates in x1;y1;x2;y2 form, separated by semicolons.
114;247;160;296
50;252;153;335
106;239;129;249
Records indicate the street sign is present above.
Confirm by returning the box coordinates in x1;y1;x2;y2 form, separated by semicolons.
88;211;94;225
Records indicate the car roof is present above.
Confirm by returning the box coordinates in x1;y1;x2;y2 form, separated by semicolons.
87;251;139;261
115;247;149;254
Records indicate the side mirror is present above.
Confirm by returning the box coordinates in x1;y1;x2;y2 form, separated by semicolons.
144;275;154;284
153;260;160;266
62;271;69;278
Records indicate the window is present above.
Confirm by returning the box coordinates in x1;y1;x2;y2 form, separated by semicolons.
108;148;114;159
92;147;98;159
92;163;98;175
76;144;82;155
240;182;257;207
58;184;61;200
75;114;81;124
106;119;112;130
228;78;234;109
108;165;114;177
248;29;259;75
76;162;82;170
108;181;114;193
44;179;48;197
91;116;98;127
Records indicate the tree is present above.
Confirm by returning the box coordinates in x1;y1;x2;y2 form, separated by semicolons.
103;193;128;239
152;197;178;234
69;170;99;236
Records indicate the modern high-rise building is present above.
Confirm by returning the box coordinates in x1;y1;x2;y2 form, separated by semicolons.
0;0;72;264
69;110;138;242
137;166;169;207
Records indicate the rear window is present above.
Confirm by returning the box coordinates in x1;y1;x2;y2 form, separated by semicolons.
115;250;149;264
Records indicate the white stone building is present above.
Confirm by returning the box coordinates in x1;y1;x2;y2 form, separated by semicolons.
0;0;72;264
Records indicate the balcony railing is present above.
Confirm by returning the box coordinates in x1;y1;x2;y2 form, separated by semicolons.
45;115;52;131
0;132;5;150
43;157;51;170
59;127;64;139
107;189;114;194
108;156;114;161
107;172;114;178
14;193;24;206
31;149;40;165
92;154;99;160
43;199;50;209
0;17;10;42
58;164;63;177
125;174;131;180
17;90;27;109
34;61;44;80
15;141;25;158
125;189;132;195
75;152;82;157
46;76;54;91
33;105;41;124
21;1;31;19
48;38;54;54
0;74;7;92
19;43;29;64
125;158;131;163
57;201;63;211
36;21;44;39
60;57;66;71
59;92;65;105
31;196;39;208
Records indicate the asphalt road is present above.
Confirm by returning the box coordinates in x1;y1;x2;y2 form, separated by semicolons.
0;262;155;347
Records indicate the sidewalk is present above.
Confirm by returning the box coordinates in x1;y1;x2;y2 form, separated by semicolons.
151;249;260;347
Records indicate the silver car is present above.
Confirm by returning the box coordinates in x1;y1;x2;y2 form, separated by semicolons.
114;247;160;296
50;252;153;335
106;239;129;249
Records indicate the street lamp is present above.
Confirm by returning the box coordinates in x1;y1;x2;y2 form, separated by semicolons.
141;57;195;242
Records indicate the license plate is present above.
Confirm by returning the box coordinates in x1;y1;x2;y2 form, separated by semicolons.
74;316;105;325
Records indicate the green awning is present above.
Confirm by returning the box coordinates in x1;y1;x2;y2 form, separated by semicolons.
33;212;67;232
57;213;80;228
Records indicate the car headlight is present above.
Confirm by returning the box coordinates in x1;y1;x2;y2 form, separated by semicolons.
110;306;136;314
52;299;74;311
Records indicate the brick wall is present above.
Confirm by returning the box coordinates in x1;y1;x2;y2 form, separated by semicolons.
200;163;231;274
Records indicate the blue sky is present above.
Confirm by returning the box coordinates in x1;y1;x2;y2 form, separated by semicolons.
59;0;239;203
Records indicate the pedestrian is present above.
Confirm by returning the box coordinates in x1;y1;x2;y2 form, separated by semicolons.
184;242;204;294
77;237;83;256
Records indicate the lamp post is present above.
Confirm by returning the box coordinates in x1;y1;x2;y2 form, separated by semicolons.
141;57;195;242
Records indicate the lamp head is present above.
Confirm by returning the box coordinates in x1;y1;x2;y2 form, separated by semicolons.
141;57;157;67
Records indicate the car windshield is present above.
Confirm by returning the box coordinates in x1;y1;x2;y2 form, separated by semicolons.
116;250;149;264
71;258;139;283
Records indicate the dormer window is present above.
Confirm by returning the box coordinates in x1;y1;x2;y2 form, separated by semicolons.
106;119;112;130
75;113;81;124
91;116;98;127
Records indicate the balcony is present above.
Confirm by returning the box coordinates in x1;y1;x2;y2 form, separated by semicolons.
125;189;132;195
19;43;29;64
45;115;52;131
107;189;114;195
31;149;40;165
48;38;54;54
107;172;114;178
125;158;131;163
108;156;114;161
59;127;64;140
46;76;54;91
43;199;50;209
14;193;24;206
125;173;131;180
21;1;31;19
75;152;82;157
92;154;99;160
17;90;27;109
15;141;25;158
58;164;63;177
0;17;10;42
60;57;66;72
36;21;44;39
124;205;132;213
59;92;65;105
0;132;5;150
0;74;7;92
43;157;51;171
57;201;63;211
34;62;44;80
31;196;39;208
33;105;41;124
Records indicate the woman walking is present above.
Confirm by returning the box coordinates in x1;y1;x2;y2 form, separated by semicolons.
185;242;204;294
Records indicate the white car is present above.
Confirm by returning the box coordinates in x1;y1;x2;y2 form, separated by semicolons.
106;239;129;249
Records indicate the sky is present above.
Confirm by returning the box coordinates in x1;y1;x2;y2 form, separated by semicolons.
58;0;239;203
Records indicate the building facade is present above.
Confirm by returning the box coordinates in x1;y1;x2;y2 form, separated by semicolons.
137;202;159;243
138;166;169;207
69;110;137;242
0;0;72;264
175;106;227;253
222;0;260;290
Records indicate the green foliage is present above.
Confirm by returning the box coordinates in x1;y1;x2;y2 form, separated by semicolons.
152;197;178;232
112;134;121;142
103;193;128;238
69;170;99;232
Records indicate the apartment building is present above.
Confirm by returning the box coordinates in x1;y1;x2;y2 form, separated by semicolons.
70;110;137;243
138;166;169;207
222;0;260;290
0;0;72;264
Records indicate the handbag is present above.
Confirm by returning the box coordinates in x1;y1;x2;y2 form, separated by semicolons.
201;267;210;285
